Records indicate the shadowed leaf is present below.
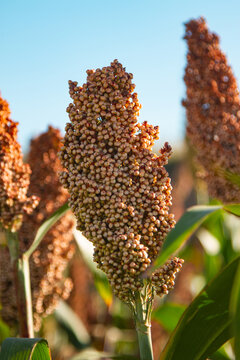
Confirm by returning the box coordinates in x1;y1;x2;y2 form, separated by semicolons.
0;338;51;359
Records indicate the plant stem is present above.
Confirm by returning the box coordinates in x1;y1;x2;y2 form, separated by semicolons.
6;230;34;337
18;255;34;337
136;321;153;360
133;289;154;360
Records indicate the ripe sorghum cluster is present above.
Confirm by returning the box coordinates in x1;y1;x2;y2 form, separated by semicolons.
60;60;183;302
0;95;38;231
183;17;240;203
0;126;75;331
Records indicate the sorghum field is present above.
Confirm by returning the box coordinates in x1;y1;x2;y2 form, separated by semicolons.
1;9;240;360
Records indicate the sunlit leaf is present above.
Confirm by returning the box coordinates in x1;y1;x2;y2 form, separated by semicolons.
74;230;113;306
0;338;51;359
150;205;222;272
94;273;112;307
160;256;240;360
24;202;70;258
224;204;240;217
210;347;231;359
152;303;186;333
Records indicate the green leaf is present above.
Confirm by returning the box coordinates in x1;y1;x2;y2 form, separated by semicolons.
0;319;10;344
24;202;70;258
230;262;240;359
74;231;113;306
94;272;113;307
210;345;232;360
152;303;186;333
0;338;51;359
224;204;240;217
54;300;90;347
151;205;222;271
159;256;240;360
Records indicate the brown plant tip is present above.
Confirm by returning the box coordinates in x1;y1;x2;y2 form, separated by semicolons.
183;17;240;203
0;95;38;231
0;126;75;331
60;60;183;302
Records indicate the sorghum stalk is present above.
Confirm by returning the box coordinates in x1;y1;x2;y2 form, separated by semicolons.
133;285;154;360
60;60;183;358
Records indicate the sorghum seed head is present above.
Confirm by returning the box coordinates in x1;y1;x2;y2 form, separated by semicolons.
60;60;183;301
183;17;240;203
0;94;38;231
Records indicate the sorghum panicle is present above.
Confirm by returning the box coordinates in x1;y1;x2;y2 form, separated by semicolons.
60;60;183;302
0;95;38;231
183;17;240;203
0;126;75;331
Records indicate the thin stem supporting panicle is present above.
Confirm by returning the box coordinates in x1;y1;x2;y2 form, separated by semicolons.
133;286;154;360
6;231;34;338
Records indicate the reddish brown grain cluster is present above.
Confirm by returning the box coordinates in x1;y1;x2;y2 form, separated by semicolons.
60;60;183;302
0;95;38;231
183;17;240;203
0;126;75;331
20;126;75;330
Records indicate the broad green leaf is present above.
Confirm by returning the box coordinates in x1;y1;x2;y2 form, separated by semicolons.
55;300;90;347
224;204;240;217
24;202;70;258
151;205;222;271
202;209;225;248
230;262;240;359
0;338;51;359
160;256;240;360
203;253;222;283
210;345;232;360
152;303;186;333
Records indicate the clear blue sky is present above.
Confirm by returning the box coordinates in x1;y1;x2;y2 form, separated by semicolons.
1;0;240;152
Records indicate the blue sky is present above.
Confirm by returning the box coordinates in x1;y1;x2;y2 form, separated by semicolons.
1;0;240;152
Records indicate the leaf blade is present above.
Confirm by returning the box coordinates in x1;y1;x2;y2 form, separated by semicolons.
0;338;51;360
230;262;240;359
24;202;70;258
159;256;240;360
224;204;240;217
152;205;222;271
152;303;186;333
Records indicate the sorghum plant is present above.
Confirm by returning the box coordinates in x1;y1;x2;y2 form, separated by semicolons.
19;126;75;331
0;125;74;335
60;60;183;359
183;17;240;203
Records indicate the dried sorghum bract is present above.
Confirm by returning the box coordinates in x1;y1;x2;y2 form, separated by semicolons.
0;95;38;231
183;17;240;203
60;60;183;302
